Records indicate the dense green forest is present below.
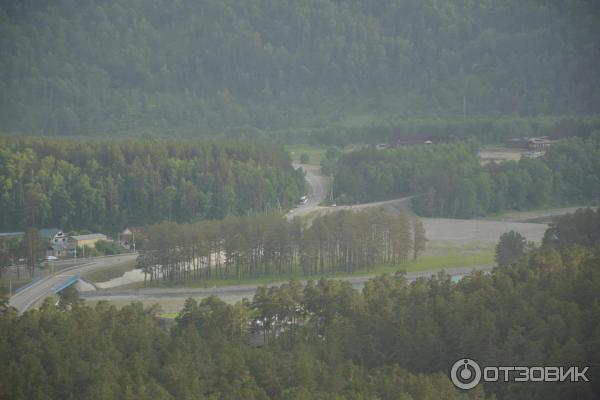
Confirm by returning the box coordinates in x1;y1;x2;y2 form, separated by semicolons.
1;0;599;139
0;301;482;400
1;210;599;399
333;134;600;217
0;137;305;231
543;207;600;250
138;209;425;284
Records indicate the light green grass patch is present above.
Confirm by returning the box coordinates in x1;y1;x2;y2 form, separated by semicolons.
158;312;179;319
285;145;328;165
145;249;494;289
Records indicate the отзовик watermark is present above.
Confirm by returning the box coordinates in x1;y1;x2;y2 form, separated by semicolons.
450;358;589;390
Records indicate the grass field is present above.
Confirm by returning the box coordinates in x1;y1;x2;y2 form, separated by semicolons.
285;144;328;165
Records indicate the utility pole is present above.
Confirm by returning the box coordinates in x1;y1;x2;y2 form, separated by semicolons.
132;232;136;252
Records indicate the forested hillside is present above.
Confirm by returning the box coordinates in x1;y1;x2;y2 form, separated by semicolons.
1;214;599;399
333;134;600;217
0;137;305;231
1;0;599;137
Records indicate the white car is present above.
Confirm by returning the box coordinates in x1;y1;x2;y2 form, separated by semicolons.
44;255;59;261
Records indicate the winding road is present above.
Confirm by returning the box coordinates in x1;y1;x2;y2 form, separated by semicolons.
286;164;330;219
286;164;413;220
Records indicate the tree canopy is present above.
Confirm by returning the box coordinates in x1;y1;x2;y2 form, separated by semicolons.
0;136;305;231
1;0;599;137
333;134;600;217
138;209;421;284
495;230;527;267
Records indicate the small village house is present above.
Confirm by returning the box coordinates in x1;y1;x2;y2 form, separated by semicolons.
70;233;108;248
120;227;142;250
39;228;68;257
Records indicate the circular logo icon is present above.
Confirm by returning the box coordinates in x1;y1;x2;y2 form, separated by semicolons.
450;358;482;390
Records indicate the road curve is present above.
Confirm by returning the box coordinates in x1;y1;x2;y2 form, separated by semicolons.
9;253;138;314
286;164;330;219
286;163;415;221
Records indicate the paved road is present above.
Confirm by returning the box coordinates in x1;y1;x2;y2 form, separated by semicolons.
80;264;494;302
287;164;330;219
8;253;138;314
286;163;416;222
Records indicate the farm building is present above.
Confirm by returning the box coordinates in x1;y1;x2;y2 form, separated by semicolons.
506;136;556;151
70;233;107;248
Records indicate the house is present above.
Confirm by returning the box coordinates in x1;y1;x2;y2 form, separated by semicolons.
40;228;67;244
527;137;555;151
121;228;134;244
70;233;108;248
120;227;142;249
40;228;69;257
506;136;555;151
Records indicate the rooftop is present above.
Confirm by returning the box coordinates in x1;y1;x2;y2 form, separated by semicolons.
70;233;107;241
39;228;64;239
0;231;24;238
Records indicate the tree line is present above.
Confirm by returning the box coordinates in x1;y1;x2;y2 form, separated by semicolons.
301;115;600;147
334;134;600;217
1;209;599;399
137;209;425;284
0;229;46;280
0;136;305;231
1;1;599;137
